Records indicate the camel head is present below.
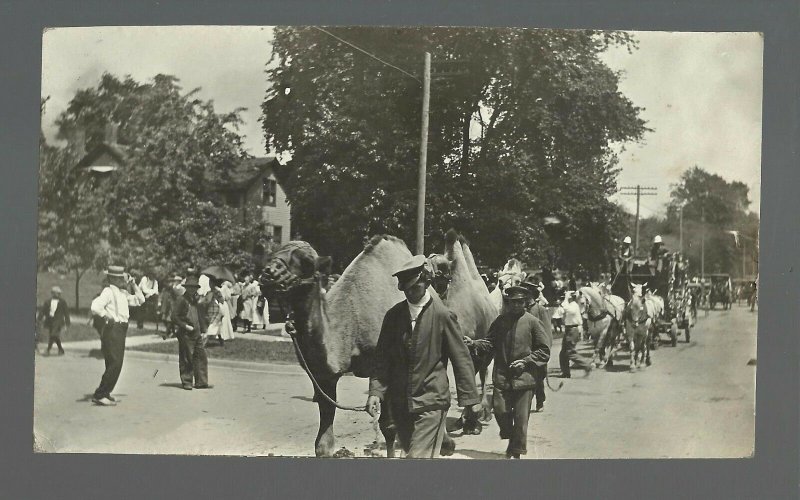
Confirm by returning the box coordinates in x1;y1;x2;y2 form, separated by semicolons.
427;253;452;296
260;240;331;301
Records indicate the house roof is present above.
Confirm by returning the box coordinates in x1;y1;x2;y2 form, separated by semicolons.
74;144;289;193
74;142;130;170
220;157;279;190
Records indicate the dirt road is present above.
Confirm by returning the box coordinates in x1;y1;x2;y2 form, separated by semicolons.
34;304;756;458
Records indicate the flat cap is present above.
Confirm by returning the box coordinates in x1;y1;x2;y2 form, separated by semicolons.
503;286;530;301
393;255;428;277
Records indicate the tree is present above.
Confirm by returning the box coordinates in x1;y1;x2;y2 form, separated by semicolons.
666;166;758;277
38;137;109;308
51;73;256;277
262;27;648;270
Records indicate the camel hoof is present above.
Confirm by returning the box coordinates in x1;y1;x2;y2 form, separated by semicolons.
440;439;456;456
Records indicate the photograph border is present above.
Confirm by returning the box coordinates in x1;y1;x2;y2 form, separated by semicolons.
1;0;797;498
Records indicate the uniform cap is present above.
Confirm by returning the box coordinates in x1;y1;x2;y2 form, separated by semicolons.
623;236;632;244
503;286;530;301
393;255;429;290
653;235;663;243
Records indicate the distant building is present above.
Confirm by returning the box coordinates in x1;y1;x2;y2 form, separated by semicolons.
72;124;292;245
217;157;291;245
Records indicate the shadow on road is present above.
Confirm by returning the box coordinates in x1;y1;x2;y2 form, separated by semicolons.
86;349;104;359
291;395;315;403
159;382;187;390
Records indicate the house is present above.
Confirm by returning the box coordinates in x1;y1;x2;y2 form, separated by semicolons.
217;157;291;245
72;124;292;244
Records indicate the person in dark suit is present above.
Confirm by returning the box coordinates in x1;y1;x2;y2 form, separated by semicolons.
366;255;481;458
171;276;212;390
38;286;70;356
521;280;553;412
467;286;551;458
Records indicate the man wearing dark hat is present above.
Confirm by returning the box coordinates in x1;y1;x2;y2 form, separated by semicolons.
521;280;552;412
38;286;70;356
366;255;481;458
89;265;145;406
466;286;550;458
171;276;211;390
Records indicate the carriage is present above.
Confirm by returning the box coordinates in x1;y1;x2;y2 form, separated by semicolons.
707;274;733;310
616;252;691;348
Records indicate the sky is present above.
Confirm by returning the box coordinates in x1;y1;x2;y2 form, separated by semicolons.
41;27;763;215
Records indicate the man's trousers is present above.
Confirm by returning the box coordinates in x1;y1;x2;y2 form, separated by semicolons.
94;321;128;399
393;408;448;459
493;388;534;455
559;325;591;376
177;330;208;387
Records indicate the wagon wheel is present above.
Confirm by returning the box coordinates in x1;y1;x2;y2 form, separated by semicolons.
670;323;678;347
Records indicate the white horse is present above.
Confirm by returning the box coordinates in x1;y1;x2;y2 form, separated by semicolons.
580;286;626;368
488;258;526;312
626;284;654;370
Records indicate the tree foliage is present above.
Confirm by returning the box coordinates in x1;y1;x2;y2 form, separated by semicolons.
262;27;648;271
46;73;257;279
38;137;109;306
665;166;758;277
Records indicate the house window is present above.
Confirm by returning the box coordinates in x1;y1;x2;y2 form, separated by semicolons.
273;225;283;245
262;178;277;207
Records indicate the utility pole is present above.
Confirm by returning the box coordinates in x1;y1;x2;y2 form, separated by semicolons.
700;203;705;280
416;52;431;255
678;204;684;254
619;185;657;255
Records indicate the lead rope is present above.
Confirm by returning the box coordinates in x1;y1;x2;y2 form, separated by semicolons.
284;317;367;413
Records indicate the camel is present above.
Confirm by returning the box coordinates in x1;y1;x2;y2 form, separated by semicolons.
262;234;496;457
428;230;500;434
488;258;526;313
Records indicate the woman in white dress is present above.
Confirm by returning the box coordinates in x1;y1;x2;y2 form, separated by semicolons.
246;279;268;330
205;277;235;346
219;280;236;342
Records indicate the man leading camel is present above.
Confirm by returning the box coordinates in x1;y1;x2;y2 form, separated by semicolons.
366;255;481;458
466;286;550;458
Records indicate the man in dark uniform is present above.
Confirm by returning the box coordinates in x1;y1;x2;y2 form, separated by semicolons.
467;286;550;458
366;255;481;459
521;279;552;412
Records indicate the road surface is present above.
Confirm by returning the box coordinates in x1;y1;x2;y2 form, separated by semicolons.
34;304;756;458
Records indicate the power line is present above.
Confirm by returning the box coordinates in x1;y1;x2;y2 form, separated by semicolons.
311;26;421;83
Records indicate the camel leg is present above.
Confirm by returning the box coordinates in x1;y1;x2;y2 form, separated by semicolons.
478;364;493;422
313;379;338;457
440;433;456;456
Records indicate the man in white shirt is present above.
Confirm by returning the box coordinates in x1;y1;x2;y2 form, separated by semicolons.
558;291;592;378
137;273;159;329
90;265;145;406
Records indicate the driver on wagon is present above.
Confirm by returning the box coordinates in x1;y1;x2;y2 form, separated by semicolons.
366;255;481;458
